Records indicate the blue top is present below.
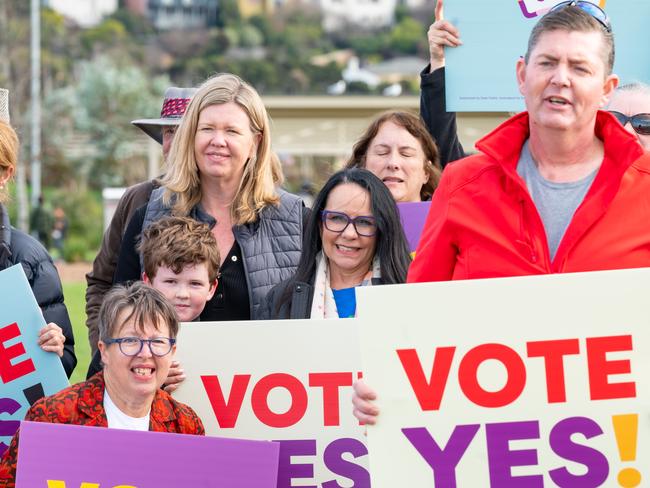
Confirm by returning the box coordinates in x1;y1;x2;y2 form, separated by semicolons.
332;287;356;318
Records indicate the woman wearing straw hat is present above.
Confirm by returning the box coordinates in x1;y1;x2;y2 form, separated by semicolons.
0;89;76;377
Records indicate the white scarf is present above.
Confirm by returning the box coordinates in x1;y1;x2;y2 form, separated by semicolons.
309;251;381;319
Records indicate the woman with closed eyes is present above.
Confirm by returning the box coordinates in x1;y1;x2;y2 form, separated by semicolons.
345;111;442;203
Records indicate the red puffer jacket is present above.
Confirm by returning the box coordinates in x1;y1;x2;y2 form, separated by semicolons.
408;111;650;282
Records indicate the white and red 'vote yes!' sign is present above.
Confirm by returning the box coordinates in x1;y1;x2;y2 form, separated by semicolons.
173;319;368;488
356;269;650;488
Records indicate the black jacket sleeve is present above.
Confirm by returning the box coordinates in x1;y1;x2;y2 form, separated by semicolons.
9;230;76;378
114;205;147;284
420;65;467;167
31;260;76;378
85;180;155;354
302;205;311;234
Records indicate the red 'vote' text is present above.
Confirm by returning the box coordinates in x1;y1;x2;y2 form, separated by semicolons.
397;335;636;410
201;372;361;428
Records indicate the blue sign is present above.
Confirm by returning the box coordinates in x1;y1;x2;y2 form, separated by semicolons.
0;265;69;455
445;0;650;112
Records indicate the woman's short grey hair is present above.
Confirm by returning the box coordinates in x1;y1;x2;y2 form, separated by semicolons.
616;82;650;96
98;282;179;342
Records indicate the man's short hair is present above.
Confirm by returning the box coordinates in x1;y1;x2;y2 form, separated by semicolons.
98;281;179;341
138;216;220;282
525;5;615;75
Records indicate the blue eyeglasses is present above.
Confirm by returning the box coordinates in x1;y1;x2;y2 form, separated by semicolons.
549;1;611;33
104;337;176;357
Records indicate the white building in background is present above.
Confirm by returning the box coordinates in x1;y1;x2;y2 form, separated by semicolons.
146;0;219;30
318;0;397;31
402;0;428;7
342;57;380;88
45;0;118;27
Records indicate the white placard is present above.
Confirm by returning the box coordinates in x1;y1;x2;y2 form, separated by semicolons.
357;269;650;487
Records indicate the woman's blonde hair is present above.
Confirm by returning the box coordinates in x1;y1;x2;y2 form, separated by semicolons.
161;73;283;225
0;121;18;203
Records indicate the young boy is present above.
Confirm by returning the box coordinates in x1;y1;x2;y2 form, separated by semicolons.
139;216;220;323
86;216;220;383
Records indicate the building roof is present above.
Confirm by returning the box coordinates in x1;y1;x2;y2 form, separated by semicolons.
367;57;429;77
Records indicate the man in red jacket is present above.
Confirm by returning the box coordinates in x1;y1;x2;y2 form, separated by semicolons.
408;3;650;284
354;2;650;425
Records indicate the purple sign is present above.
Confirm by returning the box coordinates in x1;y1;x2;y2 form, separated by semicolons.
16;421;279;488
397;201;431;253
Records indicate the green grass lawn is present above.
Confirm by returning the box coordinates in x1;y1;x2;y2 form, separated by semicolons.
62;282;91;384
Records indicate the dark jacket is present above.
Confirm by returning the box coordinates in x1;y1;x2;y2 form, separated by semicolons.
259;278;315;320
0;204;76;377
85;179;158;353
420;65;467;167
260;274;384;320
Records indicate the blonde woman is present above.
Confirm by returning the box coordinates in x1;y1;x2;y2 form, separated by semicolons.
0;92;76;377
114;72;305;309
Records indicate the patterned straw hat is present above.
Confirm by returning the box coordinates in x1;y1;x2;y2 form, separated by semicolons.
0;89;9;124
131;87;196;144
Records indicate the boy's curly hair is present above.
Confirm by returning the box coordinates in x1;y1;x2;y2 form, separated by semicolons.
138;216;220;282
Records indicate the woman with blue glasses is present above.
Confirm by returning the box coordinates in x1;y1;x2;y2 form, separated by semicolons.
261;168;411;320
0;282;204;484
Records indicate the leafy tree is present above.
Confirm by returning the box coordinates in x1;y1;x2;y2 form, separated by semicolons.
302;62;341;94
347;32;390;58
223;26;240;47
389;17;426;55
44;57;169;189
346;81;372;94
216;0;241;28
80;18;127;55
108;8;155;38
394;4;410;23
248;14;272;44
239;24;264;48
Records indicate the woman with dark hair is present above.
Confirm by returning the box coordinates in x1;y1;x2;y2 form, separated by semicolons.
261;168;411;320
345;111;442;202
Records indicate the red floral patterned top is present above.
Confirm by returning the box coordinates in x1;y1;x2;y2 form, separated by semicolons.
0;372;204;486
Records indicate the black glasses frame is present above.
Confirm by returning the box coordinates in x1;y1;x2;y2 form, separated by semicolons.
609;111;650;136
549;1;611;33
104;336;177;357
321;210;378;237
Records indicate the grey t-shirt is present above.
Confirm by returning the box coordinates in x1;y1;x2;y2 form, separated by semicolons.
517;141;597;260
